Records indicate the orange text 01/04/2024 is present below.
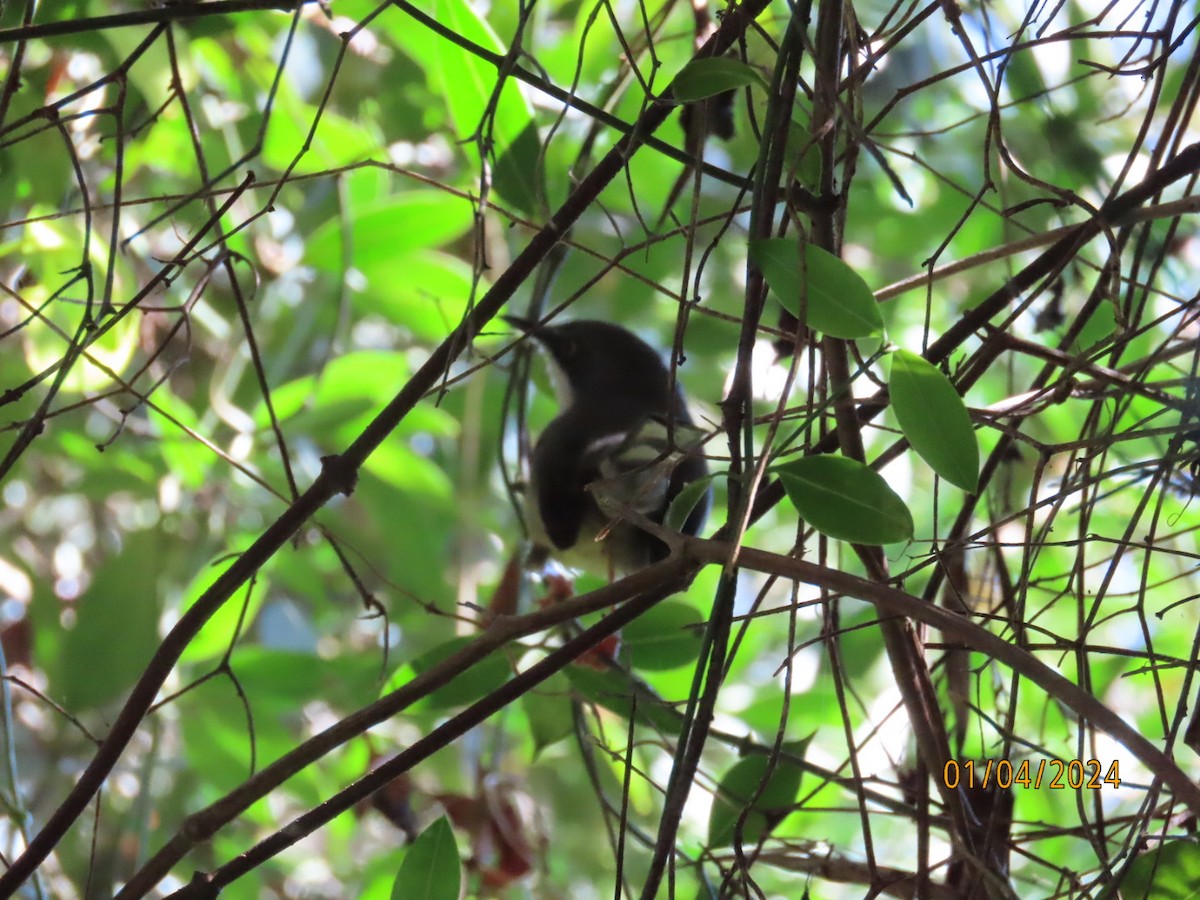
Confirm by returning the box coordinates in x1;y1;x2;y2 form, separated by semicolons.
941;758;1121;791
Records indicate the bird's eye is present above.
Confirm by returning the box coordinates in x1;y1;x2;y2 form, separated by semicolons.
558;338;578;357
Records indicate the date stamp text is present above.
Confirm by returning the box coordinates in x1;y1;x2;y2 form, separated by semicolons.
942;758;1121;790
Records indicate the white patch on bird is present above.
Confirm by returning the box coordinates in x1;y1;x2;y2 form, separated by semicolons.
584;423;700;518
584;433;670;516
540;355;574;408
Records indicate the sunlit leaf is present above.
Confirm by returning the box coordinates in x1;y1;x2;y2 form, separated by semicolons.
385;0;532;158
777;455;913;544
262;93;380;174
306;192;475;270
19;217;139;392
889;349;979;492
254;351;459;445
179;553;270;665
749;238;883;339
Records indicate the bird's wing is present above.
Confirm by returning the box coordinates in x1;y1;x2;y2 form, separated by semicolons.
531;417;592;551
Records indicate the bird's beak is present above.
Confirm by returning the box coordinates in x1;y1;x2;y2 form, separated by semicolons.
501;314;538;335
503;315;556;353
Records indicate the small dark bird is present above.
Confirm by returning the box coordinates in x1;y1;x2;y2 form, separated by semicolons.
506;317;710;575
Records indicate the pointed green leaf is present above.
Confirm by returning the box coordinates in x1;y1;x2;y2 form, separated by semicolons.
708;738;810;847
623;601;704;670
664;474;713;533
674;58;764;101
777;456;913;545
889;350;979;492
522;674;575;756
494;120;546;218
1106;837;1200;900
749;238;883;339
393;816;461;900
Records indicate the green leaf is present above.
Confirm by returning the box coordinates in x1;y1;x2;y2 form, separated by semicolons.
393;816;461;900
889;350;979;492
664;474;713;533
229;646;380;715
0;94;72;207
674;58;763;101
178;553;269;666
363;440;454;501
493;120;546;218
1106;838;1200;899
353;250;480;340
389;637;512;710
749;238;883;339
521;675;576;756
707;739;810;847
262;94;380;175
349;249;479;340
384;0;532;157
564;665;684;735
53;532;163;710
1004;48;1048;101
254;351;459;445
1070;301;1118;354
623;601;704;670
777;455;913;545
306;192;475;271
176;678;260;793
